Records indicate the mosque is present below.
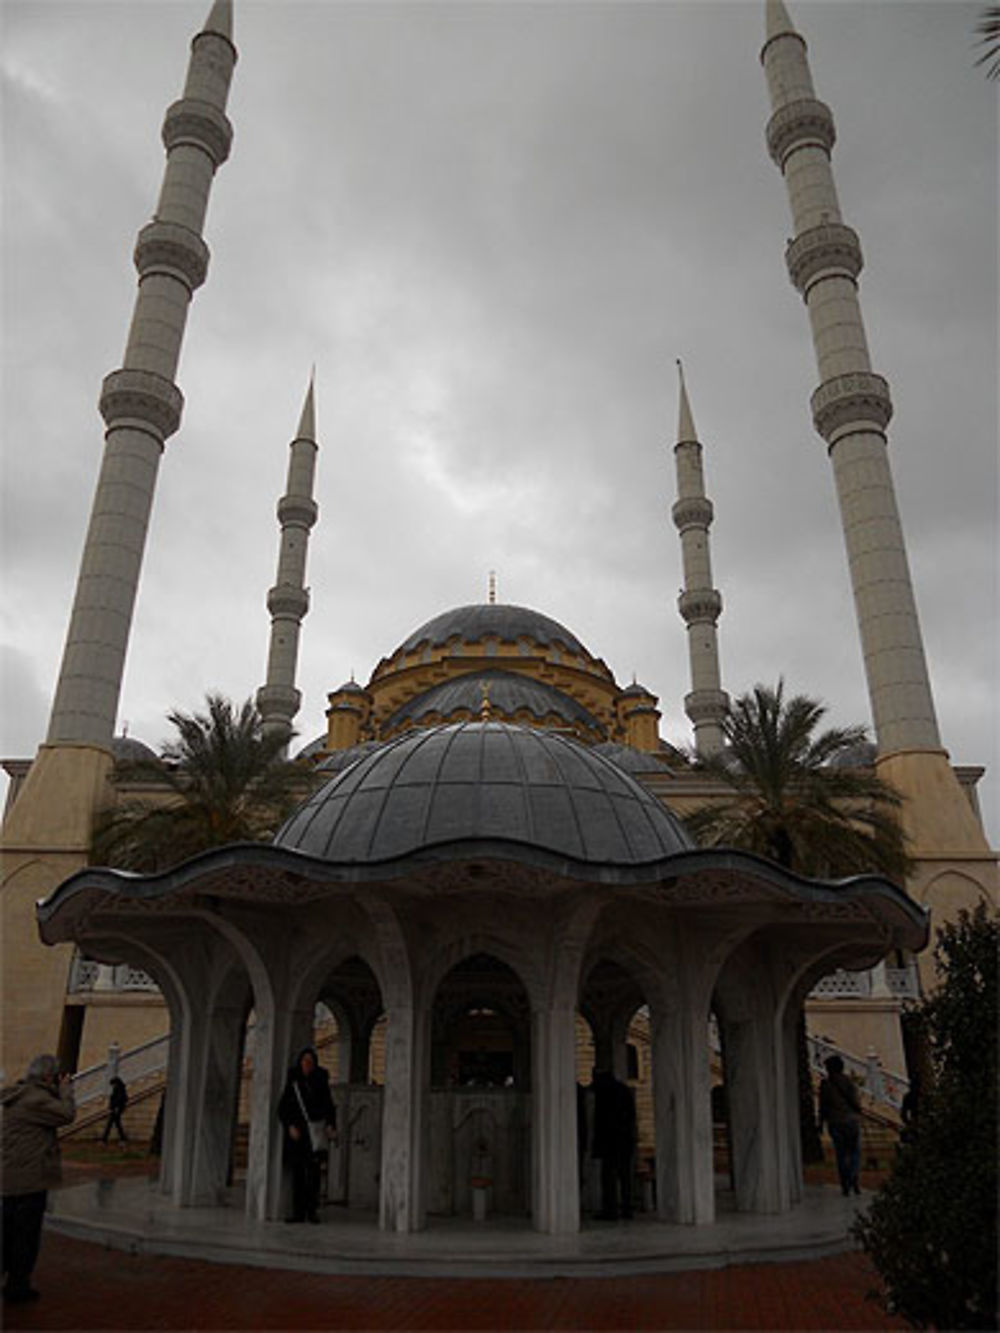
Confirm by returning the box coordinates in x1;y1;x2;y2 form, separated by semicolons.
1;0;994;1238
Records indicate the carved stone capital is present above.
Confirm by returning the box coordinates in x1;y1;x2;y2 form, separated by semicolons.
810;372;893;444
684;689;730;725
277;495;318;529
785;222;862;296
267;584;310;619
678;588;722;625
671;495;714;531
766;98;835;170
133;220;209;291
99;368;184;439
162;98;233;167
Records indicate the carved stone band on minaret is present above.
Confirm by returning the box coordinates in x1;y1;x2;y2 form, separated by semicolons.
684;689;729;726
276;494;318;528
678;589;723;625
162;98;233;167
785;223;862;297
99;369;185;441
134;220;210;292
267;584;310;619
256;683;301;718
811;372;893;446
766;98;835;171
672;496;714;531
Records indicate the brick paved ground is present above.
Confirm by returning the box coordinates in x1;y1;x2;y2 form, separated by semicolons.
5;1232;906;1331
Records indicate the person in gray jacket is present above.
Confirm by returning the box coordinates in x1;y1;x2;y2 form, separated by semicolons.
1;1053;76;1304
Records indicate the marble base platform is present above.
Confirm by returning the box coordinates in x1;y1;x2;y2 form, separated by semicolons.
46;1178;870;1278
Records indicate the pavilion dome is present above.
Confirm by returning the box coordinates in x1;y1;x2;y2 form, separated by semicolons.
275;720;693;866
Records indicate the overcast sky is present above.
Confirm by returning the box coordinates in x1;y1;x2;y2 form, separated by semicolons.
2;0;996;840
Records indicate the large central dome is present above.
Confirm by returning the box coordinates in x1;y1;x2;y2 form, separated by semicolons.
395;603;589;657
277;721;692;866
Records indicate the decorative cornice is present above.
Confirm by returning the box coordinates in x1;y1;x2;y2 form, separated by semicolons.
678;588;722;625
133;220;209;292
267;584;310;619
810;371;893;445
99;368;184;440
672;495;714;532
766;98;835;171
277;494;318;529
162;98;233;168
786;222;862;297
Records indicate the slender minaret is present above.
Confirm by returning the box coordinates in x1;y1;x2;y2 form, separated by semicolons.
256;378;319;744
760;1;940;758
671;362;728;756
46;1;237;747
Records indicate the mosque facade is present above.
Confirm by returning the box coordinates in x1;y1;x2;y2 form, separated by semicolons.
1;0;994;1237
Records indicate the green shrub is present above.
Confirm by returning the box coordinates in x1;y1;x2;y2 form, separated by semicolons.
853;904;998;1329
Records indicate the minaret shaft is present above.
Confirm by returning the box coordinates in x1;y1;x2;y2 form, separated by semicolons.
257;382;319;743
762;9;939;756
671;368;728;756
46;8;236;747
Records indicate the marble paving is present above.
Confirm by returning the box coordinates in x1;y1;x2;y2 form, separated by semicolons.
46;1178;870;1278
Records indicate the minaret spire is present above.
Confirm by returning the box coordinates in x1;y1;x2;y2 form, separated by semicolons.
256;376;320;746
761;2;940;757
46;5;237;745
671;360;728;756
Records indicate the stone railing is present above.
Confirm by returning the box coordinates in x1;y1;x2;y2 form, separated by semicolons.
67;951;159;995
809;964;920;1001
71;1034;171;1108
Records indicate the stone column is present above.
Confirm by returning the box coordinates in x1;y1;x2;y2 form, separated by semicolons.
650;1003;714;1224
378;1003;425;1232
722;1010;792;1213
531;1004;580;1234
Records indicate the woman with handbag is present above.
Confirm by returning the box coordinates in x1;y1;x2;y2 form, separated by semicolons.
277;1046;338;1224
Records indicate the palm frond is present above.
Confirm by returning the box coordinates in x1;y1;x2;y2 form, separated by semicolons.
974;6;1000;78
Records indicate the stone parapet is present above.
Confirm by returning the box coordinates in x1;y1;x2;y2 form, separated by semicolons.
671;496;714;532
766;98;835;171
684;689;729;726
678;588;722;626
786;222;862;296
133;219;209;291
99;368;184;441
162;97;233;168
276;494;319;528
810;371;893;445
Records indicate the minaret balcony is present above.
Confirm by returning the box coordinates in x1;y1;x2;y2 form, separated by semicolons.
277;494;318;528
678;589;722;625
162;97;233;168
785;222;862;297
134;220;209;292
766;97;835;171
671;496;713;532
810;371;893;445
99;368;184;440
684;688;729;725
256;682;301;718
267;583;310;618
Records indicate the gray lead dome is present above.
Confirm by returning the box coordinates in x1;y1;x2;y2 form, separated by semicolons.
275;721;693;865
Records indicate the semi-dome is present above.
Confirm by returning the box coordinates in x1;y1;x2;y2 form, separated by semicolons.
275;721;693;866
395;603;589;657
110;735;158;765
384;670;603;736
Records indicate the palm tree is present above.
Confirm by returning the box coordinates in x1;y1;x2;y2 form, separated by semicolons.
685;681;911;1164
92;694;311;872
975;7;1000;79
685;681;909;880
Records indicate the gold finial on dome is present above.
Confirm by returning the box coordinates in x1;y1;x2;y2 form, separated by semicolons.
488;570;497;605
480;680;492;721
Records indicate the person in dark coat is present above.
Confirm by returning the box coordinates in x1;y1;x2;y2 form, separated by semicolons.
818;1054;862;1195
1;1053;76;1304
101;1076;128;1144
277;1046;338;1224
591;1068;637;1220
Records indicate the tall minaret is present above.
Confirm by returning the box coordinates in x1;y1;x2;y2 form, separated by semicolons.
760;1;993;897
256;378;319;744
46;1;237;747
671;362;728;756
760;1;939;758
